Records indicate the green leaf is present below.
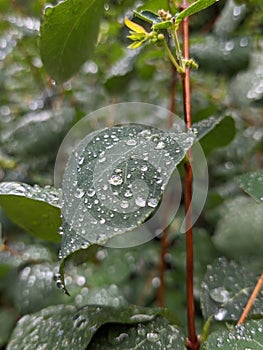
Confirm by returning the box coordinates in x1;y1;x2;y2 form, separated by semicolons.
89;316;186;349
200;257;263;321
134;10;161;24
136;1;169;14
197;116;236;155
2;108;74;158
213;196;263;259
40;0;104;83
7;304;165;350
61;123;195;258
175;0;220;28
191;36;251;76
236;169;263;203
152;20;173;30
0;308;16;347
0;182;62;242
204;319;263;349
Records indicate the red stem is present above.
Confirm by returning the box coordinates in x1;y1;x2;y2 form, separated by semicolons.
181;1;200;349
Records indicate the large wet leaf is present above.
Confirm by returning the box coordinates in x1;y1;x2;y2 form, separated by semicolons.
89;316;186;349
0;182;62;242
40;0;104;82
61;123;195;257
204;319;263;349
236;169;263;203
7;304;166;350
213;196;263;258
200;257;263;321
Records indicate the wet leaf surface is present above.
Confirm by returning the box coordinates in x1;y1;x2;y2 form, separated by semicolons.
236;169;263;203
7;304;166;350
204;319;263;349
88;316;186;349
200;257;263;321
0;182;62;242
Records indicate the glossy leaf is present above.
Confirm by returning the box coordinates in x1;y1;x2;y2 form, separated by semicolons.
0;182;62;242
40;0;104;82
204;319;263;349
7;304;165;350
213;196;263;258
134;10;162;24
125;18;147;33
197;116;236;155
236;169;263;203
191;36;251;75
89;316;186;349
61;123;195;258
2;108;74;157
200;257;263;321
175;0;220;28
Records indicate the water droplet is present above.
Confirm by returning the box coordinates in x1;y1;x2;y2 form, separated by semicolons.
147;332;160;342
120;201;129;209
87;188;96;197
75;188;85;198
210;287;230;303
108;175;123;186
141;164;148;172
100;218;106;224
126;139;137;146
130;314;154;322
148;198;158;208
135;197;146;207
214;308;227;321
155;141;165;149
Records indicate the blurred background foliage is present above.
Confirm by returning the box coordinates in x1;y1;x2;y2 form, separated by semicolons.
0;0;262;348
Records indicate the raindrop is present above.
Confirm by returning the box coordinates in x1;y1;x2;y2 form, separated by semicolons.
148;198;158;208
75;188;85;199
120;201;129;209
147;332;160;342
210;287;230;303
214;308;227;321
141;164;148;172
135;197;146;207
108;175;123;186
130;314;154;322
126;139;137;146
78;156;84;165
100;218;106;224
225;40;235;52
155;141;165;149
87;188;96;197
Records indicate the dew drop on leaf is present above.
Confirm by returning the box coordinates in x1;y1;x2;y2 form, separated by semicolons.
210;286;230;303
214;308;227;321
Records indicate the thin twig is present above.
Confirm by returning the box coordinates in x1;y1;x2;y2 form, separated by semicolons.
236;273;263;326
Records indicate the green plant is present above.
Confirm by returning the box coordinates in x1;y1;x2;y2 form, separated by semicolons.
0;0;262;349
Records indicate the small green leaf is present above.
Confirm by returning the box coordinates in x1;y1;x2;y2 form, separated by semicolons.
175;0;220;28
236;169;263;204
200;257;263;321
152;20;173;30
125;17;148;33
204;319;263;349
0;182;62;242
134;10;162;24
7;304;165;350
40;0;104;82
